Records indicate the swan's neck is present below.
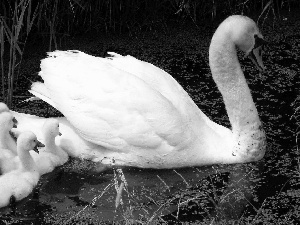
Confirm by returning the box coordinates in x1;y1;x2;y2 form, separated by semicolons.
0;129;16;154
18;149;36;171
44;135;58;154
0;130;7;147
209;31;265;159
209;34;259;130
44;134;66;159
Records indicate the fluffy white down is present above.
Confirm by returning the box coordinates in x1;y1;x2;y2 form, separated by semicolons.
30;118;69;175
0;148;18;174
0;111;19;174
0;108;17;155
0;131;41;208
11;15;266;168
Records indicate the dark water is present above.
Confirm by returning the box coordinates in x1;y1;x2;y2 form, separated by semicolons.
1;15;300;224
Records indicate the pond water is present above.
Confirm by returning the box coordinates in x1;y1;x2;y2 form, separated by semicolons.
1;15;300;224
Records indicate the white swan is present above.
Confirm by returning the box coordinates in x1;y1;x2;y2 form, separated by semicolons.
0;131;44;208
0;105;17;154
0;115;18;175
30;118;69;175
13;15;266;168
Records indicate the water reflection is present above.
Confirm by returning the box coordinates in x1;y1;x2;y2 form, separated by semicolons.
0;157;267;224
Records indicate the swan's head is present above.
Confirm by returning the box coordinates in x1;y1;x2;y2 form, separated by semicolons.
42;119;62;138
0;111;17;131
17;131;45;154
0;102;18;126
219;15;266;71
0;102;9;113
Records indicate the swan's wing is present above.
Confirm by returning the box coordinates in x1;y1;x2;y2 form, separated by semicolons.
106;52;185;105
106;52;203;118
105;52;230;137
34;50;193;152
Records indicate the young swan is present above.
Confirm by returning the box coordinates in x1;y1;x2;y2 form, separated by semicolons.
0;102;18;127
0;131;44;208
0;102;18;148
30;118;69;175
0;112;18;163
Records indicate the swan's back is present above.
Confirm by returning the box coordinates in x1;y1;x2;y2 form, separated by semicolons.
105;53;229;133
38;51;229;147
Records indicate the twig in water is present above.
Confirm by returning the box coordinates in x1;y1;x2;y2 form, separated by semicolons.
178;196;199;207
251;198;268;223
62;183;113;225
114;168;129;210
237;168;254;183
157;175;170;192
295;132;300;172
173;169;190;187
145;195;158;206
219;189;238;203
176;196;182;220
146;197;174;224
115;181;125;209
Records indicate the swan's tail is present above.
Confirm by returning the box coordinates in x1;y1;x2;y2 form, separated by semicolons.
28;50;97;111
29;81;57;109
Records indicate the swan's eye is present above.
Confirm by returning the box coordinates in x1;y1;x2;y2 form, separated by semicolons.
253;34;265;49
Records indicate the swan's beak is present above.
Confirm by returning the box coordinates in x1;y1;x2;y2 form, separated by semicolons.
12;117;18;128
248;46;265;72
9;131;17;142
33;140;45;153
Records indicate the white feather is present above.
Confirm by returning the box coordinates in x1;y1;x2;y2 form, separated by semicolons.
30;118;69;175
0;131;41;208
